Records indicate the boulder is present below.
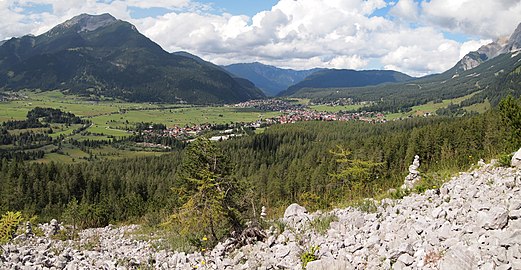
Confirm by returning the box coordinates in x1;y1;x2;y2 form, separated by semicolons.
397;253;414;266
284;203;308;219
477;207;509;230
283;203;310;227
512;148;521;168
306;258;352;270
438;243;477;270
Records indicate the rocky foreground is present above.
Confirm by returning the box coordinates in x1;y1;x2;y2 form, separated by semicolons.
1;162;520;270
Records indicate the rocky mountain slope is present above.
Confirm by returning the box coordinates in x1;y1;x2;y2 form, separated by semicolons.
223;62;321;96
0;14;265;104
1;159;520;269
454;22;521;72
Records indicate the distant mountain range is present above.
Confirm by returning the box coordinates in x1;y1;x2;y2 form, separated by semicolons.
0;13;518;109
280;22;521;112
222;63;320;96
277;69;413;97
222;63;413;97
0;14;265;104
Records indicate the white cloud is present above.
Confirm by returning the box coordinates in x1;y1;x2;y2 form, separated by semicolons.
378;27;462;76
329;55;368;69
0;0;519;76
125;0;190;9
459;39;493;59
420;0;521;38
389;0;419;21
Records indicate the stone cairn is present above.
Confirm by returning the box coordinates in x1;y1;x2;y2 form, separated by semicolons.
402;155;420;189
260;206;267;220
25;222;33;238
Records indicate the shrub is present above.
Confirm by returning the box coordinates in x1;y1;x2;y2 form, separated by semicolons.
300;245;320;269
0;211;23;245
0;211;23;254
497;153;513;167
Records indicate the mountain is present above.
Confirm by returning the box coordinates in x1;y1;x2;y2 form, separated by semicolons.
278;69;413;97
289;51;521;112
223;62;321;96
0;14;265;104
281;22;521;112
454;22;521;72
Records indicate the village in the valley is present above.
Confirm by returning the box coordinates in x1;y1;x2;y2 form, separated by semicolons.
138;99;386;142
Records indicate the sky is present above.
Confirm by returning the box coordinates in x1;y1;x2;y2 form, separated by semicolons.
0;0;520;76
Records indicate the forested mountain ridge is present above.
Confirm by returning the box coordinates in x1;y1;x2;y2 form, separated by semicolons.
278;69;413;97
0;14;265;104
223;62;321;96
288;49;521;113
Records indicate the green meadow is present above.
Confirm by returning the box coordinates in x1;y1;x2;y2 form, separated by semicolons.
385;92;484;120
0;91;281;140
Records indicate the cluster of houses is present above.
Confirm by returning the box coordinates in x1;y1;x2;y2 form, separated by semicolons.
138;124;214;140
270;110;384;124
232;99;305;111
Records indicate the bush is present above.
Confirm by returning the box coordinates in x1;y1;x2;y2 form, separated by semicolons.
387;188;410;200
300;245;320;269
413;171;452;194
0;211;23;245
497;153;513;167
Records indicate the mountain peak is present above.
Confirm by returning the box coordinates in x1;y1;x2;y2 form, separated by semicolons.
45;13;118;37
503;22;521;52
0;13;265;104
453;21;521;72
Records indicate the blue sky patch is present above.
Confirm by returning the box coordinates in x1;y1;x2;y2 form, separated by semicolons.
197;0;279;16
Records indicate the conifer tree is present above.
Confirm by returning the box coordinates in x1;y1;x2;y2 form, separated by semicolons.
329;145;383;199
169;138;244;243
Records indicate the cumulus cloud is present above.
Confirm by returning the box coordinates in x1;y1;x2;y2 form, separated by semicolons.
389;0;420;21
0;0;519;76
420;0;521;38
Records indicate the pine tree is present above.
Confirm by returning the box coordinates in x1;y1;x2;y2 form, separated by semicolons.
168;138;244;244
329;145;383;199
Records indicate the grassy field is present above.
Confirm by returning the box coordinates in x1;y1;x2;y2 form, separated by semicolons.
1;90;493;164
463;99;491;113
385;92;481;120
87;107;280;137
0;90;165;122
0;91;281;139
1;91;284;163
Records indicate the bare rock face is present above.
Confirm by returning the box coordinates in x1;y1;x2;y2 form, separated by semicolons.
455;22;521;71
512;148;521;168
502;22;521;53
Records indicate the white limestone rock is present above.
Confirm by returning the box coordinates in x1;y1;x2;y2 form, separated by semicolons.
512;147;521;168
